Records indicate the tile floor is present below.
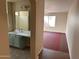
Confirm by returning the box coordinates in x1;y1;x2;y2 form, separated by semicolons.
10;47;30;59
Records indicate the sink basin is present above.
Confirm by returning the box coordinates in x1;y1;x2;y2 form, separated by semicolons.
8;31;31;37
8;32;16;34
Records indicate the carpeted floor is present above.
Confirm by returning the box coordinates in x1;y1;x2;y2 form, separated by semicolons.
43;31;69;52
10;47;30;59
40;48;70;59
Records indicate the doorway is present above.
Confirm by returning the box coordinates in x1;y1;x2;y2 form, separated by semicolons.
6;0;31;59
40;0;70;59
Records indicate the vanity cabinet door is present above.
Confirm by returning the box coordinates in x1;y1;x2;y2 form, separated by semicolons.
9;34;15;46
13;35;20;48
19;37;26;48
14;35;26;49
9;34;27;49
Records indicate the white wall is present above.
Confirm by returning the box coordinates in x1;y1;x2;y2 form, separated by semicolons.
66;0;79;59
44;12;68;33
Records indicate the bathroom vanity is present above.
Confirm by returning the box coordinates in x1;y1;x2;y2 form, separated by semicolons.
8;31;31;49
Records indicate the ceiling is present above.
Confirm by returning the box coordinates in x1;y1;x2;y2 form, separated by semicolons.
7;0;73;13
45;0;73;13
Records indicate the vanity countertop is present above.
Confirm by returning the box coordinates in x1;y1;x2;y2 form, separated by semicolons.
8;31;31;37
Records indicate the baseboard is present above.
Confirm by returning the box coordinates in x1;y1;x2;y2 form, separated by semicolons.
0;55;10;59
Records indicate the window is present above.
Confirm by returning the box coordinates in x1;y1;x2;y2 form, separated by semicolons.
44;16;56;27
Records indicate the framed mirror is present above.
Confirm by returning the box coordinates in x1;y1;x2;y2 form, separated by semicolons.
15;11;29;31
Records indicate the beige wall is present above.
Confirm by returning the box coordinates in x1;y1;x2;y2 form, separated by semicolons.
0;0;10;59
36;0;44;58
14;0;30;11
44;12;68;33
7;2;15;31
30;0;44;59
7;0;30;31
66;0;79;59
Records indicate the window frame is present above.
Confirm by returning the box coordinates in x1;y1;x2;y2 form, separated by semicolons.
44;15;56;27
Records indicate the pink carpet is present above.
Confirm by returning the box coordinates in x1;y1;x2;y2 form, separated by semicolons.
43;31;69;52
